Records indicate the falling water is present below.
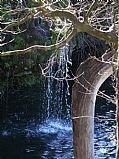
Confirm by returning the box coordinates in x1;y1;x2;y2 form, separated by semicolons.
46;45;71;121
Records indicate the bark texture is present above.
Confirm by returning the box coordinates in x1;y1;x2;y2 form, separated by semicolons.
72;52;113;159
116;25;119;159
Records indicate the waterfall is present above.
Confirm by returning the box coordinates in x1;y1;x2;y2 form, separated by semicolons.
46;45;71;121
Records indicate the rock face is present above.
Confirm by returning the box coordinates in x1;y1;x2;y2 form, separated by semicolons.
71;33;110;75
72;51;113;159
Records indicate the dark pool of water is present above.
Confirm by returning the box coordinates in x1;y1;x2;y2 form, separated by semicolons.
0;118;73;159
0;103;116;159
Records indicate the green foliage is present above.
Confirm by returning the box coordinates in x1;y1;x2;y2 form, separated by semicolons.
0;4;11;21
0;0;65;90
26;0;37;7
8;36;26;51
40;19;46;28
0;79;7;93
48;32;57;45
4;62;11;71
1;11;12;21
20;75;42;87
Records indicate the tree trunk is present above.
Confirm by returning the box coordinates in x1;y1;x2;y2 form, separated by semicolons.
72;52;113;159
116;64;119;159
116;22;119;159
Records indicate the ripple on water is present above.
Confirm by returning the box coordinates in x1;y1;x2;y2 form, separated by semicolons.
95;109;116;159
36;119;72;134
0;113;116;159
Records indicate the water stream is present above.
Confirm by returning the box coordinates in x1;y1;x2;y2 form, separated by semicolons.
46;45;71;120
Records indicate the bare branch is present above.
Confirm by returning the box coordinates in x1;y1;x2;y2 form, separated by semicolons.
0;27;77;56
0;14;31;34
0;1;118;57
6;29;27;35
0;38;14;47
84;0;99;23
49;9;118;47
81;23;118;48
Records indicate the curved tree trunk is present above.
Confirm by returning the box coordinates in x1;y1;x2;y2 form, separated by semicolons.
72;52;113;159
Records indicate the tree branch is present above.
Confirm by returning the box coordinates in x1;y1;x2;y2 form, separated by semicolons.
0;14;31;34
48;9;118;47
84;0;99;23
46;10;80;29
1;7;118;56
80;23;118;48
0;27;77;56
